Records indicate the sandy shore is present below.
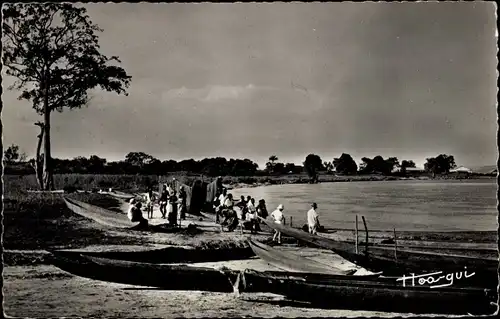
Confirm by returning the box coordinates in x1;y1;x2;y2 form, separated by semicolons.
5;264;441;318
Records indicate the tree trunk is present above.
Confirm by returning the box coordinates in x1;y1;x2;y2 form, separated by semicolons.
34;122;45;189
42;79;54;190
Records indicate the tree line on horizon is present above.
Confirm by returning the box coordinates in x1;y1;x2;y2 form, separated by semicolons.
4;144;460;181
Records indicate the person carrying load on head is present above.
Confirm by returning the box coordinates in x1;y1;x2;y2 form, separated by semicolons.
159;184;169;219
307;202;320;235
270;204;285;244
127;198;148;227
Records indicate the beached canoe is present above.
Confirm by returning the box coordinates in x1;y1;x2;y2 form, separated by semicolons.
259;218;499;283
236;269;497;315
49;252;403;290
101;190;136;201
248;239;357;276
51;251;240;292
52;245;256;264
50;252;497;314
64;196;140;229
53;251;445;288
63;197;192;233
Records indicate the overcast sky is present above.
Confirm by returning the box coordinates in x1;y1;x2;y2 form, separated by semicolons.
2;2;497;169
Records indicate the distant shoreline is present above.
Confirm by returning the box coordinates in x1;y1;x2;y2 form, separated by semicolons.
3;173;495;196
225;174;496;190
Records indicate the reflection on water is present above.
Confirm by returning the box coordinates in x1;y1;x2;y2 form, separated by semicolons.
231;179;498;231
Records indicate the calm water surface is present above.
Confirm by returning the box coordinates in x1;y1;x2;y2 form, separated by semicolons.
231;179;498;232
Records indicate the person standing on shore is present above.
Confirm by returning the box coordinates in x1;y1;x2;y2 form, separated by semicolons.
167;190;178;227
145;187;155;219
307;202;320;235
236;195;247;220
270;204;285;244
246;198;259;234
167;182;174;196
178;185;187;220
256;199;268;221
159;184;169;219
216;188;228;224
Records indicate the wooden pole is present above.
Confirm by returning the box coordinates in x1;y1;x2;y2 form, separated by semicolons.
355;215;359;254
393;228;398;261
290;216;293;228
362;216;368;253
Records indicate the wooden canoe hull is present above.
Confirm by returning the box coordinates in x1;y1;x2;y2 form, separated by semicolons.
50;253;497;314
51;246;255;264
64;197;138;229
51;251;239;292
238;269;497;315
260;218;498;285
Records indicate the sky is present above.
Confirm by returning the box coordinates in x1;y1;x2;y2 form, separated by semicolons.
2;2;498;169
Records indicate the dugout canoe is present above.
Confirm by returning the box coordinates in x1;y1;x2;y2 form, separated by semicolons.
50;251;240;292
50;251;497;314
260;218;499;283
236;269;497;315
248;239;358;276
63;197;191;233
51;245;255;264
50;252;404;291
64;196;140;229
102;190;136;201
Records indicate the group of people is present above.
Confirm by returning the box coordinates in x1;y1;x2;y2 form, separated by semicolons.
214;188;269;233
157;182;187;226
127;179;187;228
126;178;322;239
268;202;321;244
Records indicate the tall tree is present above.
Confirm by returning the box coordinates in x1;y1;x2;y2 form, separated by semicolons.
125;152;156;168
303;154;323;183
425;154;456;177
332;153;358;175
3;4;131;189
266;155;279;173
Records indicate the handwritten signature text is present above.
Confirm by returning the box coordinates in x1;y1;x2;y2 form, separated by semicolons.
396;268;475;288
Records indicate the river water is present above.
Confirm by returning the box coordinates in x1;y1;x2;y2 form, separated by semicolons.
231;179;498;232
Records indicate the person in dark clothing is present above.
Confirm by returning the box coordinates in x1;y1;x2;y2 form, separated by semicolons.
257;199;268;221
167;191;178;227
128;201;148;228
220;208;238;232
159;184;169;219
178;186;187;220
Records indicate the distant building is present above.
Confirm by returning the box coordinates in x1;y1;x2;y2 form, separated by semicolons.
471;165;497;175
392;167;427;176
450;166;472;173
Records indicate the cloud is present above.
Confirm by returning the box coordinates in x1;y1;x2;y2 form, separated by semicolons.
161;84;273;102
